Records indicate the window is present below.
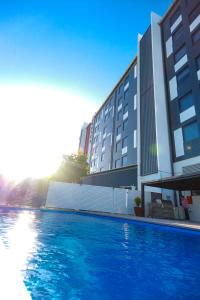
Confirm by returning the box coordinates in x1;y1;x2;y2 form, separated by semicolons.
196;56;200;70
123;119;128;131
174;45;186;63
101;153;105;162
189;4;200;23
177;66;190;83
183;122;199;142
116;142;120;152
173;25;183;41
122;136;128;148
104;112;109;122
118;83;123;94
117;125;121;135
118;97;123;106
123;103;128;114
170;7;181;25
124;76;129;86
192;28;200;44
179;93;193;113
124;89;129;100
103;127;107;135
122;155;128;167
115;159;121;168
102;139;105;148
117;110;122;121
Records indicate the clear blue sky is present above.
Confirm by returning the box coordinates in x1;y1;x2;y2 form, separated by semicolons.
0;0;172;105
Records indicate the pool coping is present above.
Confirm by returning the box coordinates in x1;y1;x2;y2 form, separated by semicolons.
42;207;200;232
1;205;200;232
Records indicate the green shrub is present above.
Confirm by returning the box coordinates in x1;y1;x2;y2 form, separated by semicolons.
134;197;142;207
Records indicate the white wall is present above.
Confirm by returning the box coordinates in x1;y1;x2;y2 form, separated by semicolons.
46;182;139;215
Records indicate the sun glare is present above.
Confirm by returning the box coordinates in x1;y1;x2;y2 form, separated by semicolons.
0;84;96;182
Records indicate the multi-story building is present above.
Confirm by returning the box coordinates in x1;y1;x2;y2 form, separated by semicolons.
81;0;200;219
78;122;91;156
84;59;138;188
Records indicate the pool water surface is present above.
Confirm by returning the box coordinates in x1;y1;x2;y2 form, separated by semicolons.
0;209;200;300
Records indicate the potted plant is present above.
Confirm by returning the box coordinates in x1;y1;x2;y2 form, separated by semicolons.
134;197;143;217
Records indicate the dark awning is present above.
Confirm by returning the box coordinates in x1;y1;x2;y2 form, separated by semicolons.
143;172;200;191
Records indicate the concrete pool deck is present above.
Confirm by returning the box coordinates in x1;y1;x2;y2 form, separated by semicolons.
43;207;200;232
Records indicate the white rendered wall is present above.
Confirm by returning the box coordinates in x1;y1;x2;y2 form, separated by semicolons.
46;182;139;215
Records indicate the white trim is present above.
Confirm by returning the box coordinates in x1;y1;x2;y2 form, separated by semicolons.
150;12;172;176
169;76;178;100
103;133;106;140
122;146;128;155
170;15;182;33
133;130;137;148
174;54;188;72
124;82;129;92
174;128;184;157
190;15;200;33
118;103;122;111
134;94;137;110
123;111;128;120
134;64;137;78
180;105;196;123
166;36;173;58
116;133;121;142
197;70;200;81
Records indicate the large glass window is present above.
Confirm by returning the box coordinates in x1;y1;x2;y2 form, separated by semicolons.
118;83;123;94
192;28;200;44
116;125;121;136
183;122;199;142
101;153;105;162
124;76;129;86
177;66;190;83
115;159;121;168
123;119;128;131
102;139;106;148
174;45;186;63
122;136;128;148
122;155;128;167
116;142;120;152
179;92;193;113
170;7;181;25
173;25;183;42
117;110;122;121
123;103;128;114
197;56;200;70
118;97;123;106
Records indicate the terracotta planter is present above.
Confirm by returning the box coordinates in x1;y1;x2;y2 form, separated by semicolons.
134;206;143;217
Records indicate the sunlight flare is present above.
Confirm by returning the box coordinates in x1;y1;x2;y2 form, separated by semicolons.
0;85;96;181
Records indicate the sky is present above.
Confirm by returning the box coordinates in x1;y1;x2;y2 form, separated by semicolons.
0;0;172;180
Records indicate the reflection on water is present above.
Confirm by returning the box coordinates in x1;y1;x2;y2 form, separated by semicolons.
6;211;38;272
0;211;38;299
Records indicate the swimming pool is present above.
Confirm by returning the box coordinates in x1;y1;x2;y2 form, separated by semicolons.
0;209;200;300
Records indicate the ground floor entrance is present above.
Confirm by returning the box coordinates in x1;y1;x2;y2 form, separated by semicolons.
141;172;200;222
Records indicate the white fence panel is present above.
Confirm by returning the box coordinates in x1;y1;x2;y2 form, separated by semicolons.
46;181;139;215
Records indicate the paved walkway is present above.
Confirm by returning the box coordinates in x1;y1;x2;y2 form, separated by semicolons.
44;207;200;232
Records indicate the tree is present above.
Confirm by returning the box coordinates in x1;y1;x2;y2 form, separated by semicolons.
52;153;89;183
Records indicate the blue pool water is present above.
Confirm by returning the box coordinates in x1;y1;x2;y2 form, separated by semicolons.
0;209;200;300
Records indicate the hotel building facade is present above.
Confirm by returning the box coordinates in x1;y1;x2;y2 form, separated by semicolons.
81;0;200;208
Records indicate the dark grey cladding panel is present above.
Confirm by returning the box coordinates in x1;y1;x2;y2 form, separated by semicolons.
140;27;158;176
82;165;137;188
